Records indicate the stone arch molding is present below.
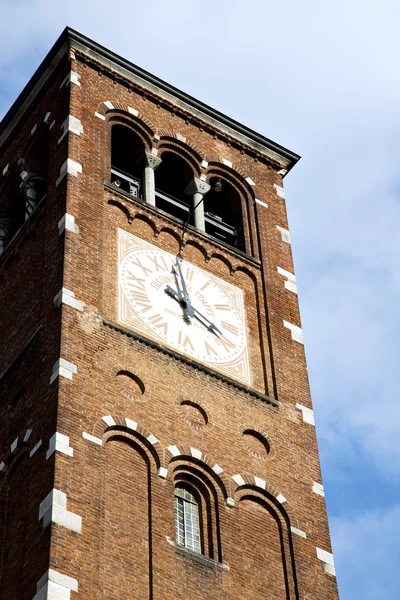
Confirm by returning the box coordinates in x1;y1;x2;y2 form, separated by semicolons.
95;100;155;142
231;472;299;529
85;417;299;526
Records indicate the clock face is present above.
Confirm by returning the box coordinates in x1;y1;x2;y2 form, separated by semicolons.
118;229;251;385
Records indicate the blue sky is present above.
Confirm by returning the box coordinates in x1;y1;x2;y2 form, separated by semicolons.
1;1;399;597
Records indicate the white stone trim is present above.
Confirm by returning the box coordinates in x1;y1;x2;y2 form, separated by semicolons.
296;403;315;426
39;489;82;533
58;213;79;235
201;160;208;168
176;133;186;143
255;198;268;209
0;462;7;472
10;437;19;454
254;477;266;490
125;418;138;431
34;569;78;600
212;464;223;475
167;445;181;457
56;159;82;186
50;358;77;384
158;467;168;479
82;432;102;445
313;481;325;497
46;433;74;459
102;415;116;427
104;101;114;110
245;177;255;186
58;115;84;144
2;163;9;176
277;267;297;294
128;106;138;116
276;493;287;504
223;158;232;168
49;120;55;130
226;497;235;507
277;225;291;244
190;447;202;460
31;124;37;136
274;183;285;198
95;112;106;120
291;526;307;539
24;429;33;443
232;474;245;487
54;288;84;312
44;112;51;123
283;320;304;344
60;71;81;88
316;547;336;576
30;440;42;457
147;434;159;445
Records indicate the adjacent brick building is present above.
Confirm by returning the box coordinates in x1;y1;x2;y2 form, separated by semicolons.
0;27;340;600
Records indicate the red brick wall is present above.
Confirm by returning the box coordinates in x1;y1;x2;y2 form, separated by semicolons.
0;38;339;600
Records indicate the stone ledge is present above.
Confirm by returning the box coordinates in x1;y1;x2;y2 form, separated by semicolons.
101;316;279;408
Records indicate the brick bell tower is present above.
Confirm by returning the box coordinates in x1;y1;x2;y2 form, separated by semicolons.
0;28;339;600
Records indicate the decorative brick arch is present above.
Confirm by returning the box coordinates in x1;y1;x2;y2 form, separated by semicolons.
156;135;202;177
95;101;156;148
156;130;204;161
93;414;163;470
165;444;230;498
230;472;299;529
205;161;259;201
0;429;35;473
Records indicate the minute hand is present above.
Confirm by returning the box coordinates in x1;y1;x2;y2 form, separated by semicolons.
192;306;222;336
175;259;194;318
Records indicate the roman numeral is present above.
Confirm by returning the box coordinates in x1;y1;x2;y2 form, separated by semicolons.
147;254;170;273
129;256;152;276
125;272;146;291
221;321;240;336
217;336;236;352
178;331;194;351
185;266;195;282
204;340;218;357
130;290;152;313
215;303;231;311
147;314;168;335
199;281;211;292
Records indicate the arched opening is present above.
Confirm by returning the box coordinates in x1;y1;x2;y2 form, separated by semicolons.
0;132;49;257
111;124;145;198
203;176;245;250
155;152;194;222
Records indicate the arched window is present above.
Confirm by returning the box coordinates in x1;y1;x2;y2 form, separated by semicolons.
174;485;202;553
155;152;194;222
111;124;145;198
203;176;245;250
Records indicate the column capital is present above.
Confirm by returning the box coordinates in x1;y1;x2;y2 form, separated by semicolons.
144;151;162;170
185;178;211;196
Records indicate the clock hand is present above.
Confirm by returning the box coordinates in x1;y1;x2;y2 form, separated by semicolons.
192;305;222;336
175;258;194;318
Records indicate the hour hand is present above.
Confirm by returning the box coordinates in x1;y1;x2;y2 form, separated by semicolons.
165;285;180;302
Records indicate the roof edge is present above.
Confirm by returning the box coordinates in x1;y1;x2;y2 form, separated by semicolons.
0;27;300;172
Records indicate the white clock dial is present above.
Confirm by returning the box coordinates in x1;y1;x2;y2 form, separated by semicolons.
118;229;251;384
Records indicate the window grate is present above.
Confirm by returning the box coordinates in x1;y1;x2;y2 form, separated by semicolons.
174;487;201;553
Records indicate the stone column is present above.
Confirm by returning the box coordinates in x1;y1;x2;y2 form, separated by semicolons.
185;179;211;232
143;152;162;206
